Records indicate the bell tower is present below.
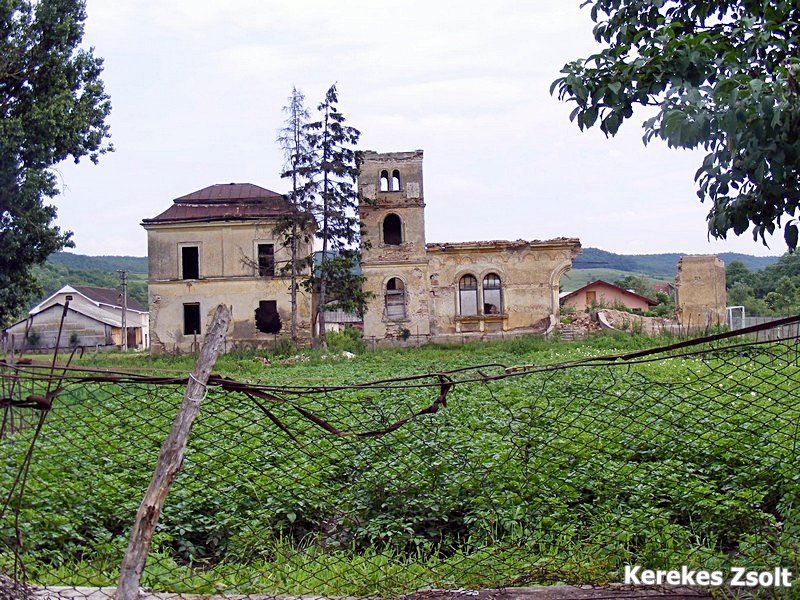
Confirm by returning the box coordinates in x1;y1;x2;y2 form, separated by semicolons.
359;150;430;343
359;150;426;260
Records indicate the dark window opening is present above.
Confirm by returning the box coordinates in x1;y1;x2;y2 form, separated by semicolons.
392;169;401;191
181;246;199;280
183;303;201;335
383;213;403;245
380;170;389;192
255;300;282;334
459;275;479;316
258;244;275;276
386;278;406;319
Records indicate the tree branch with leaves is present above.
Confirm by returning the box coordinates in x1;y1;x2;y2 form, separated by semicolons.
552;0;800;251
0;0;112;325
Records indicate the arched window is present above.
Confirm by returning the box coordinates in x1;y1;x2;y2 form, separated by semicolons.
383;213;402;245
386;277;406;319
392;169;401;191
459;275;479;316
483;273;502;314
380;170;389;192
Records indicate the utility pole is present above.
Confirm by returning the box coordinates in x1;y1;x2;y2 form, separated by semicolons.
118;270;128;351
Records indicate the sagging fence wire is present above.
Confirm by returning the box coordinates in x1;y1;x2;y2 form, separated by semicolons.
1;316;800;598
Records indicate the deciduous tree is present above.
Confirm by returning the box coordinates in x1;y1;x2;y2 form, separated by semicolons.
0;0;111;325
552;1;800;251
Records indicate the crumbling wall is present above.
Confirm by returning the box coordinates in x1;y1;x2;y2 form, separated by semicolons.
675;255;727;328
426;239;580;337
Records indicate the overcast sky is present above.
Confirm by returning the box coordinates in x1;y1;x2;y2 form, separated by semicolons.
52;0;783;258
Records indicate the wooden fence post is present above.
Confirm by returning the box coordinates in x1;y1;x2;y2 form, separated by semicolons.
116;304;231;600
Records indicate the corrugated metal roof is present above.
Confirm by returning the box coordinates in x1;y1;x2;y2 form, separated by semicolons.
74;286;147;312
143;183;293;225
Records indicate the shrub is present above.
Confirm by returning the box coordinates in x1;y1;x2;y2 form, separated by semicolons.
26;330;40;347
270;336;297;358
326;327;366;354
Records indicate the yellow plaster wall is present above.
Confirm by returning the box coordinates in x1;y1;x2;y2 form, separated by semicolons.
426;240;580;337
675;255;727;328
145;219;313;354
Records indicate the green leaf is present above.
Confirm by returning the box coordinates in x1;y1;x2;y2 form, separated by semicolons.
785;222;798;251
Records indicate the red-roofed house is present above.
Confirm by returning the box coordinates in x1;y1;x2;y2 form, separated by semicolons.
560;280;658;313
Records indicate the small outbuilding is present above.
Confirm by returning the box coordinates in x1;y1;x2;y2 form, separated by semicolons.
3;285;149;352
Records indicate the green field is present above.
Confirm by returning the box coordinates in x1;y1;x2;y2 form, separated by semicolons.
2;334;799;596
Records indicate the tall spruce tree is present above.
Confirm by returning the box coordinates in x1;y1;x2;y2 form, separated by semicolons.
276;86;315;341
0;0;111;325
304;84;367;346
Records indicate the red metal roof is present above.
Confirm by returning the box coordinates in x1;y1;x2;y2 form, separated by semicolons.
142;183;293;225
561;280;658;306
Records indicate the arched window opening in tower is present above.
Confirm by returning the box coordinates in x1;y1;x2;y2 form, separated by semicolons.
383;213;403;245
386;277;406;319
380;170;389;192
392;169;401;191
459;274;479;316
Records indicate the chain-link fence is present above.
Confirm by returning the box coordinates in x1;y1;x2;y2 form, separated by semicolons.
2;318;800;598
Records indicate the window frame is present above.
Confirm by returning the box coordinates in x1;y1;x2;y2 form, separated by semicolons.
385;277;406;320
458;274;479;316
180;244;200;280
183;303;201;335
482;273;503;315
257;243;275;277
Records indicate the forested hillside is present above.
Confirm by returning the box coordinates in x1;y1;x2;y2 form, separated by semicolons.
725;253;800;316
47;253;147;273
25;249;787;319
29;253;148;309
572;248;778;277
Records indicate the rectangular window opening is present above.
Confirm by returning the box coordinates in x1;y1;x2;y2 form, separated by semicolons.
181;246;199;280
258;244;275;277
183;303;201;335
255;300;281;333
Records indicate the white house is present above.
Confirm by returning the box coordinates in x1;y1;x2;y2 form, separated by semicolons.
3;285;149;352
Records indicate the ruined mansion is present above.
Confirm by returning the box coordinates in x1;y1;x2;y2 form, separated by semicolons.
142;150;582;353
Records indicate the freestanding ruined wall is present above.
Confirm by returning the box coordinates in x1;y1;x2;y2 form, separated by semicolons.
675;255;727;329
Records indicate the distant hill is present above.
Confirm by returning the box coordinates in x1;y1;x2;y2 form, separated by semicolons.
48;252;148;273
30;249;782;308
29;253;149;309
572;248;779;278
